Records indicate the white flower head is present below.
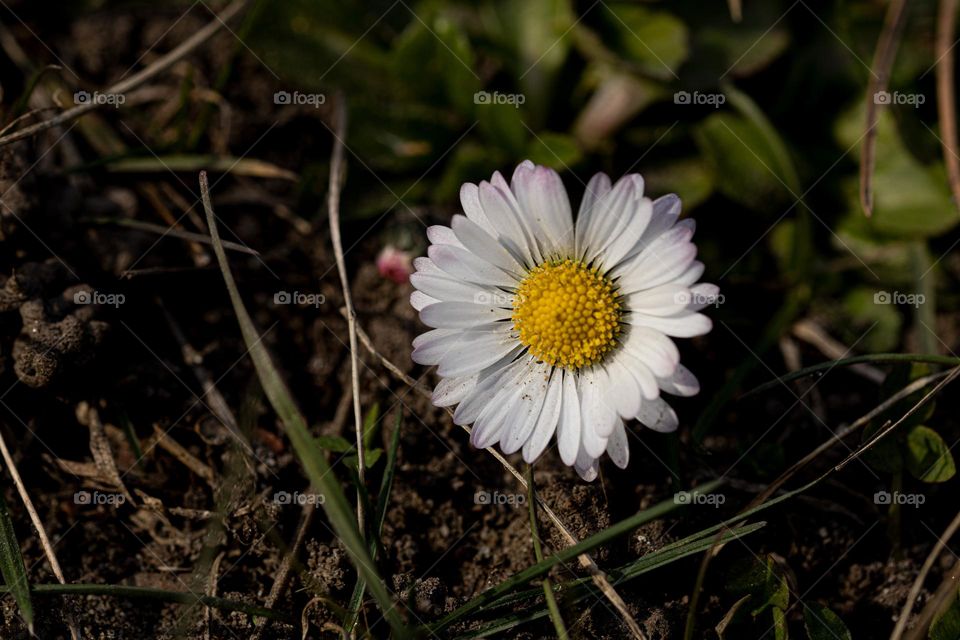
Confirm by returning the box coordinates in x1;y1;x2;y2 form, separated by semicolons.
410;161;717;481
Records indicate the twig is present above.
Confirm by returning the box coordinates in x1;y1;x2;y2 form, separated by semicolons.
937;0;960;209
903;557;960;640
859;0;908;217
0;0;248;148
82;217;261;256
0;427;80;640
792;320;885;383
326;94;366;534
347;312;647;639
891;508;960;639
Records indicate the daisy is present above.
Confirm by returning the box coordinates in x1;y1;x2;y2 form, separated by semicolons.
409;161;717;481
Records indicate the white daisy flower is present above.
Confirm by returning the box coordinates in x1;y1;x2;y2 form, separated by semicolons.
410;161;717;481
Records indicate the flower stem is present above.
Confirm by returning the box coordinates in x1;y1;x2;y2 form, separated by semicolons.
526;464;569;639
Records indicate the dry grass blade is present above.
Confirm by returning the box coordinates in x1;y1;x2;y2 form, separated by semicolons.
346;313;647;639
859;0;908;217
936;0;960;209
0;0;248;148
199;171;408;638
325;94;367;535
891;508;960;639
0;427;79;639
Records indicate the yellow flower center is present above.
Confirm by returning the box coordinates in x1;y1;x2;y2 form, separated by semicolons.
511;259;622;370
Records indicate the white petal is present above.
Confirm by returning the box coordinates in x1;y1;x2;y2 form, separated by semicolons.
627;312;713;338
556;370;581;466
410;291;438;311
574;172;612;257
413;257;442;276
432;375;478;406
427;225;463;247
637;396;679;433
625;283;693;317
622;327;679;377
472;359;538;448
479;180;537;267
580;175;641;263
460;182;495;234
657;364;700;397
604;357;643;418
676;261;705;286
451;215;524;276
579;370;614;456
617;350;661;400
687;283;720;311
501;363;551;454
606;420;630;469
411;272;512;306
522;371;563;463
512;163;574;257
428;244;518;288
597;197;654;272
616;233;697;292
420;301;512;329
437;333;521;378
574;445;600;481
454;357;524;425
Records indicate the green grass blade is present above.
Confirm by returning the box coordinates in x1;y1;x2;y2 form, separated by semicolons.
428;478;724;633
0;491;32;633
344;412;403;633
199;172;408;638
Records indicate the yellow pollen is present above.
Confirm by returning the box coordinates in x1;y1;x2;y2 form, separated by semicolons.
511;259;622;370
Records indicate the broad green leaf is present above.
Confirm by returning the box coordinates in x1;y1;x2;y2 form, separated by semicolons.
726;556;789;617
694;112;791;212
804;603;852;640
315;435;354;453
642;157;715;210
840;287;903;353
836;106;959;238
861;418;904;474
601;3;688;80
906;425;956;483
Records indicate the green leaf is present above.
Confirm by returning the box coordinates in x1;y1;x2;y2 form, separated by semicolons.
726;556;789;617
840;287;903;354
804;603;852;640
362;402;381;451
0;491;32;634
861;419;904;474
525;132;582;169
199;173;408;638
836;105;959;238
931;588;960;640
315;435;354;453
641;157;715;210
906;425;956;483
772;606;789;640
601;3;688;80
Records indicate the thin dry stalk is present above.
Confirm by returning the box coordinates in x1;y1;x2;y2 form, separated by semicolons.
937;0;960;208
